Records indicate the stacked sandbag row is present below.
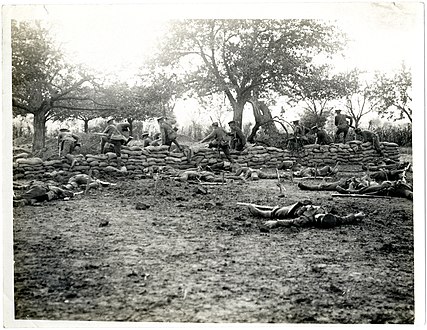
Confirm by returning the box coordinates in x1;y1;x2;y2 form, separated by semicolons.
187;147;231;168
12;141;400;180
13;157;46;180
229;146;296;169
297;141;399;167
380;142;400;160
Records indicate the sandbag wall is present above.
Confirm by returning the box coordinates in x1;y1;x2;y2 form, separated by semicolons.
298;141;400;167
12;141;400;180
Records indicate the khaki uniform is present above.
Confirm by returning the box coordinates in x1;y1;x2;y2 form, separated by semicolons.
248;202;363;228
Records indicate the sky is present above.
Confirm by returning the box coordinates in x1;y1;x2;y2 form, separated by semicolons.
3;1;424;127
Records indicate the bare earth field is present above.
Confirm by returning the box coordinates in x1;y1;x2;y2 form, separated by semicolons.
12;165;414;324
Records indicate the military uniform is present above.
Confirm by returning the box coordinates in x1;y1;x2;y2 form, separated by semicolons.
355;129;384;156
201;123;233;162
248;201;364;229
334;111;353;143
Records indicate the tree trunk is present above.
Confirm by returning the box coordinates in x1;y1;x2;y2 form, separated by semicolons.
127;118;134;136
32;109;47;151
247;98;279;143
83;119;89;133
232;100;246;129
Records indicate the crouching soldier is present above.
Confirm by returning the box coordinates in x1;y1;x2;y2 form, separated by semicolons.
354;127;384;156
200;122;234;163
228;120;246;151
245;200;365;229
311;125;332;145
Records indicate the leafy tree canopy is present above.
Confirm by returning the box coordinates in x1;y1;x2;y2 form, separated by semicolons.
368;63;412;122
155;19;347;127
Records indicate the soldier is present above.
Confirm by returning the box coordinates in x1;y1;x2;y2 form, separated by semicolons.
150;132;162;146
141;132;153;147
288;119;309;150
354;127;384;156
298;177;412;200
335;180;413;200
228;120;246;151
157;116;185;153
100;117;129;170
14;180;74;206
334;109;353;143
293;163;339;177
57;128;80;169
200;122;234;163
246;200;366;229
311;125;332;145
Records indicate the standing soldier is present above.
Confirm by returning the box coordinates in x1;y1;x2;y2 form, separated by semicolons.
200;122;234;163
354;127;384;157
334;109;353;143
228;120;246;151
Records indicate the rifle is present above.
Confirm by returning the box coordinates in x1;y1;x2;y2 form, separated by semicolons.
93;132;109;137
236;202;276;210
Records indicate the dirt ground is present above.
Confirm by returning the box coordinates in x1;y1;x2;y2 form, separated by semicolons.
12;164;414;324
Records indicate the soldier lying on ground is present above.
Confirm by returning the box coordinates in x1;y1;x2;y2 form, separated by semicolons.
335;180;413;200
64;174;117;190
234;166;290;180
368;167;411;182
298;177;413;200
245;200;365;229
362;160;411;172
14;175;116;206
14;180;74;206
292;162;339;177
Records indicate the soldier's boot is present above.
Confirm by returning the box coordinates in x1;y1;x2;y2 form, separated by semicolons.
339;212;365;225
248;204;274;218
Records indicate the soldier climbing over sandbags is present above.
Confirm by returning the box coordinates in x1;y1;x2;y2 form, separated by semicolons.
99;117;132;171
57;127;80;169
157;116;186;154
242;200;366;229
354;127;384;157
200;122;234;163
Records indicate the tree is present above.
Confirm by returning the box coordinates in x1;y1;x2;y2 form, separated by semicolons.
339;69;376;129
100;72;183;136
198;94;232;127
291;64;352;128
11;20;114;151
368;64;412;122
156;19;346;134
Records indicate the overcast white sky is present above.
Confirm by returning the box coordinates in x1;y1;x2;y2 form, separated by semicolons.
3;1;424;126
